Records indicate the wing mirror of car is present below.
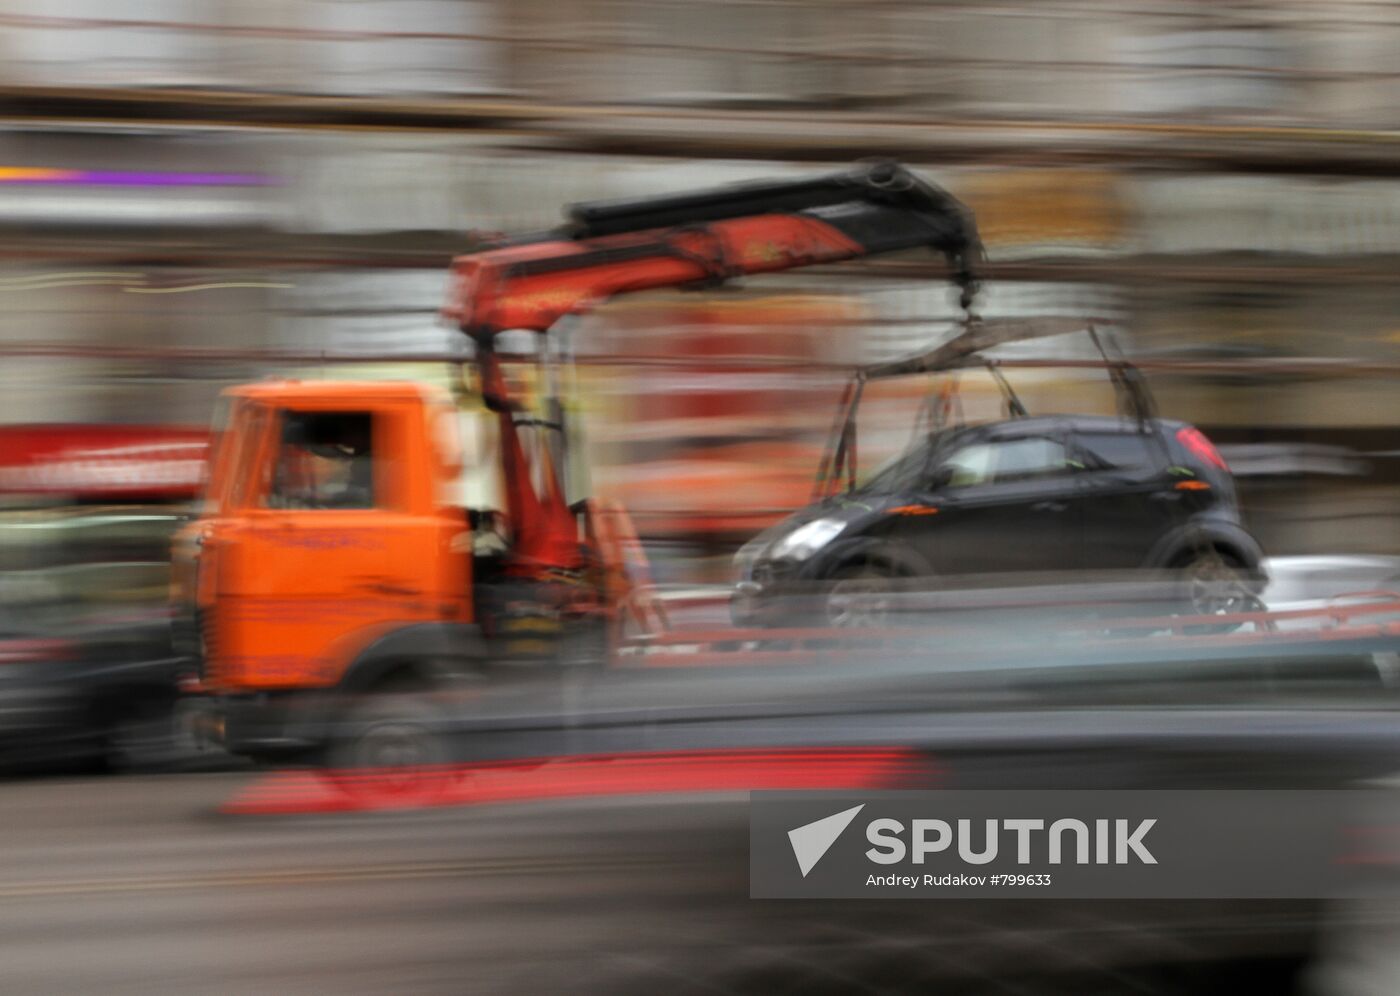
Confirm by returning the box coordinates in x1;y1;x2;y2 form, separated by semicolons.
926;466;955;491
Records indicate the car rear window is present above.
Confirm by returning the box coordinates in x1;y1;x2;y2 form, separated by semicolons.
1077;431;1159;472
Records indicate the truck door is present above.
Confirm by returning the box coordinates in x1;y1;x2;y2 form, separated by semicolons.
220;406;445;689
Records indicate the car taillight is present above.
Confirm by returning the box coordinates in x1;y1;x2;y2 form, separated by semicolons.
1176;426;1229;471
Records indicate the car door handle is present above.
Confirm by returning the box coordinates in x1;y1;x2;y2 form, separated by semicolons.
1031;501;1068;513
1149;491;1183;502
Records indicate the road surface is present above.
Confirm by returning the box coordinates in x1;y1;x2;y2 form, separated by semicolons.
0;772;782;994
0;769;1362;994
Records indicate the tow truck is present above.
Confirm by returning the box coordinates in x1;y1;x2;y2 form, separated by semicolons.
174;162;1400;771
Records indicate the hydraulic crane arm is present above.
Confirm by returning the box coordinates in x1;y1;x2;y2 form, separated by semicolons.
442;162;982;340
439;162;982;581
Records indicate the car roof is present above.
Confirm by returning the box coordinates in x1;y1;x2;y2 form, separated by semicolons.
965;414;1182;436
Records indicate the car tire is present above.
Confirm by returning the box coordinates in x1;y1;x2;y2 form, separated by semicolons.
102;705;178;774
824;563;898;629
1177;547;1258;632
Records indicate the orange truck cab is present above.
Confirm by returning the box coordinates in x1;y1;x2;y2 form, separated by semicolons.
174;380;556;760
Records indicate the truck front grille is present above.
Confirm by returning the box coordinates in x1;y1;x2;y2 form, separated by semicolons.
197;609;221;687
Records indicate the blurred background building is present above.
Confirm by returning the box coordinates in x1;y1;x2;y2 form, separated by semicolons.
2;0;1400;577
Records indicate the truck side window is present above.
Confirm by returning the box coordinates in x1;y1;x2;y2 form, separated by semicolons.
266;411;375;510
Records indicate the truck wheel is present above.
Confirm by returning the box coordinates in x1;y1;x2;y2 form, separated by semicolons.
325;693;454;805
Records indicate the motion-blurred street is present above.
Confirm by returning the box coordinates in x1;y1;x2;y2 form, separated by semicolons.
0;772;1347;996
8;0;1400;992
0;774;747;995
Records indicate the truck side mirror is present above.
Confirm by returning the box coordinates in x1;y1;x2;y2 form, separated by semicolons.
926;465;954;491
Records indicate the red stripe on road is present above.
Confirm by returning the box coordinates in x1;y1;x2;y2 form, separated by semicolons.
221;746;940;815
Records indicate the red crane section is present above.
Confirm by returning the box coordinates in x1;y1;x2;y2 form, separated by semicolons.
443;162;982;338
439;163;983;581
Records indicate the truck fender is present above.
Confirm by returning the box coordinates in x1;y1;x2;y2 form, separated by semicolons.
336;622;487;694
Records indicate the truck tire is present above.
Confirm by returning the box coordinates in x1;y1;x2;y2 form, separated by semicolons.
324;692;455;805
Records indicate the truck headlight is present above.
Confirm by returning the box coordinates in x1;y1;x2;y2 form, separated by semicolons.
770;518;845;562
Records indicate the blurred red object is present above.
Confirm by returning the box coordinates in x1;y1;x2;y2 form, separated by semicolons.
0;424;209;500
222;746;940;815
0;638;76;664
592;294;858;539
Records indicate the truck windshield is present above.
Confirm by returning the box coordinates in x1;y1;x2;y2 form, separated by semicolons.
198;396;236;516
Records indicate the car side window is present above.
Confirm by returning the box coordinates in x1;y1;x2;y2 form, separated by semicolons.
265;411;376;510
940;443;997;487
990;436;1073;484
939;436;1072;488
1077;431;1159;473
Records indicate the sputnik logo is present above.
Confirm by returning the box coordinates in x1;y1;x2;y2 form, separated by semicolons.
788;804;865;877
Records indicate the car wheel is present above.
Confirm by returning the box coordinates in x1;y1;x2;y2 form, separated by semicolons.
1179;548;1256;629
103;706;178;774
825;564;897;629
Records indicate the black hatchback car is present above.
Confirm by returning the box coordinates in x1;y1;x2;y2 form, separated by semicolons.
732;415;1265;627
